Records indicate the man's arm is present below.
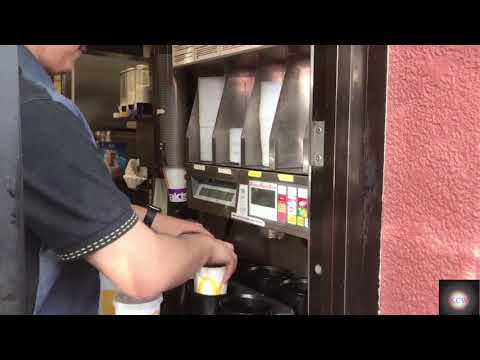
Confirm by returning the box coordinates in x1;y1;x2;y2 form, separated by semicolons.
131;204;212;237
86;220;237;301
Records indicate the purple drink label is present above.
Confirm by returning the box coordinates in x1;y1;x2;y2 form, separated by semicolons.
168;188;188;203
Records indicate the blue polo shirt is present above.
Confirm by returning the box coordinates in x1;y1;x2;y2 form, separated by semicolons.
18;46;138;314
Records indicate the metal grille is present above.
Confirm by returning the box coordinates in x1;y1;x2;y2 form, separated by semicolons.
172;45;273;67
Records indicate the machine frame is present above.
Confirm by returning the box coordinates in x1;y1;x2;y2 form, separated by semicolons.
166;45;389;315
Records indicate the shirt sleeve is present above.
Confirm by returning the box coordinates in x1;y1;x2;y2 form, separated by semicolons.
21;98;138;262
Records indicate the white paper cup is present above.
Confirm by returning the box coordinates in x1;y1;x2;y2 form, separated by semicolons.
200;127;215;161
113;293;163;315
99;273;119;315
164;168;187;190
259;81;282;167
194;266;228;296
229;128;242;164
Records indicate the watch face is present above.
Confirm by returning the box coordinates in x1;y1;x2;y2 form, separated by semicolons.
144;207;159;228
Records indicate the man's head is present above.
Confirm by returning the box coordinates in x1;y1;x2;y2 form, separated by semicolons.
24;45;84;75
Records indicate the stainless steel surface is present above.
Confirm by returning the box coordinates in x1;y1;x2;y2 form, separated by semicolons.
310;121;325;167
119;70;127;109
72;53;146;130
126;67;136;106
135;64;151;104
172;45;277;68
243;64;286;169
270;57;311;171
213;70;255;165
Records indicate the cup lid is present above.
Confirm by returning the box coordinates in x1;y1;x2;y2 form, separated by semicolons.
114;293;163;305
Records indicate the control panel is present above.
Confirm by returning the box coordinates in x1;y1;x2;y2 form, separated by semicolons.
186;163;309;239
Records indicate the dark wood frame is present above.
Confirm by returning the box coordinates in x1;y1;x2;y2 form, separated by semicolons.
309;45;388;315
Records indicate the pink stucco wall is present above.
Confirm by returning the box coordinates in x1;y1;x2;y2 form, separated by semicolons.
379;45;480;315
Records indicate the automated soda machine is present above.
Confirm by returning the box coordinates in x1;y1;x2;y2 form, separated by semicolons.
137;45;387;315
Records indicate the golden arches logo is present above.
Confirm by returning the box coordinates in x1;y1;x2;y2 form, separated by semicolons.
196;275;226;295
101;290;117;315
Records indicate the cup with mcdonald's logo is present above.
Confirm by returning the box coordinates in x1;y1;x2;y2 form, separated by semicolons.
194;265;228;296
99;272;119;315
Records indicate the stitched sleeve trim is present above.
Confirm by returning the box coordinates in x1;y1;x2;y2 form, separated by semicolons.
56;212;138;262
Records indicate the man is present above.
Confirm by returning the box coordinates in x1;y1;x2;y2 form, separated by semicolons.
19;45;237;314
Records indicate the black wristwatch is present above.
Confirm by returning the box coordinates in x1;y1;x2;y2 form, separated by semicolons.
143;205;162;228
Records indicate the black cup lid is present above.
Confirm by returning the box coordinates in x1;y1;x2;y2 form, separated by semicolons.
246;265;292;280
219;294;272;315
279;278;308;296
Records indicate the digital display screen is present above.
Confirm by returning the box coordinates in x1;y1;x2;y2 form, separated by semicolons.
251;188;276;208
199;187;235;202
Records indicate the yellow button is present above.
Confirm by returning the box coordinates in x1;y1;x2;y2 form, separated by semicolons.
277;174;294;183
297;217;305;227
288;215;297;225
248;170;262;178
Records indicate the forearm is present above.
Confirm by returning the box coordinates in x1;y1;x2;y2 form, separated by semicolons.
88;221;212;301
131;204;208;237
134;233;211;295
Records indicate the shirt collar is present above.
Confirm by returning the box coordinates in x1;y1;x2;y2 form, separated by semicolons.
18;45;55;90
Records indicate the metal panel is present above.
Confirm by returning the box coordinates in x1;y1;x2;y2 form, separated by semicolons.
243;64;286;168
310;121;325;167
0;46;26;314
173;45;276;67
213;70;255;165
270;57;311;171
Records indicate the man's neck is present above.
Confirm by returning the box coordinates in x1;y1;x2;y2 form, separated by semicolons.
18;46;55;89
23;45;53;77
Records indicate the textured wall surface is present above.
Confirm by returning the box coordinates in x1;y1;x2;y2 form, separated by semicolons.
379;45;480;314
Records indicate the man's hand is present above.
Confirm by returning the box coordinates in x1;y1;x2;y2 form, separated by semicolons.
155;214;213;237
88;221;237;301
179;233;237;284
132;205;213;238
